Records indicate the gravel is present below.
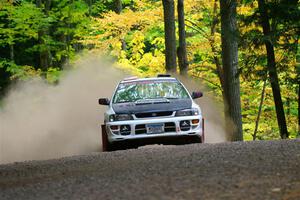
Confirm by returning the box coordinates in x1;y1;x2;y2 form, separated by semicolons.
0;139;300;200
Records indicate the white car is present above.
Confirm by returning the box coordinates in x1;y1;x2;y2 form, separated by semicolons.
99;74;204;151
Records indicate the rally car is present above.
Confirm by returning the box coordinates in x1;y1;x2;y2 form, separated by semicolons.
98;74;204;151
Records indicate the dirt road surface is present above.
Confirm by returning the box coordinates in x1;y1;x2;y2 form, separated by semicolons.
1;139;300;200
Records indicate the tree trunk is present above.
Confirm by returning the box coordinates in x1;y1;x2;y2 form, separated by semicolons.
210;0;224;97
162;0;177;73
297;42;300;137
253;78;267;140
44;0;51;15
258;0;289;139
36;0;42;7
115;0;122;14
65;0;73;66
298;82;300;137
45;0;52;67
88;0;92;16
121;38;126;51
220;0;243;141
177;0;188;75
9;44;14;62
36;0;50;71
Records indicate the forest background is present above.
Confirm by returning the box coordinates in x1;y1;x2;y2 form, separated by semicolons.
0;0;299;140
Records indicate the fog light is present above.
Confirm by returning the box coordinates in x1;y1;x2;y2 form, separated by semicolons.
192;119;199;124
120;125;131;135
180;120;190;131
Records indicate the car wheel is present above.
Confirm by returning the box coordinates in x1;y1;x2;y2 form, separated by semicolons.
101;124;113;152
201;118;205;143
190;135;202;144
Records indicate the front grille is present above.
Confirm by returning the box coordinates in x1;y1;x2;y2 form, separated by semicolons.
164;122;176;132
135;122;176;135
135;111;173;118
135;124;146;134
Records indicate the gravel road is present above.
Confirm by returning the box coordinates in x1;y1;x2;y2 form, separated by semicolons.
0;139;300;200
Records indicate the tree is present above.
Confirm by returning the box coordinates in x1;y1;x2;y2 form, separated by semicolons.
36;0;52;71
0;1;49;83
210;0;223;94
258;0;289;139
50;0;90;65
297;43;300;137
0;1;47;63
184;1;224;96
115;0;122;14
253;78;267;140
177;0;188;75
238;0;299;139
220;0;243;141
162;0;177;73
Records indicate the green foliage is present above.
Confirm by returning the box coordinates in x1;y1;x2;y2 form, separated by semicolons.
0;1;49;46
0;0;91;89
46;67;61;84
0;59;41;81
90;0;134;16
0;58;61;84
238;0;299;139
0;0;298;140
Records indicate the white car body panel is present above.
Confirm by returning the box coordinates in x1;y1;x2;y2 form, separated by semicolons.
101;76;204;145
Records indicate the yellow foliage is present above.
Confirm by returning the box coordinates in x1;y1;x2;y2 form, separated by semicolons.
81;0;299;139
10;65;42;81
237;5;254;16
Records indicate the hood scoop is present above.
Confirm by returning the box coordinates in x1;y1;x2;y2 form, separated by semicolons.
135;98;170;105
112;99;192;114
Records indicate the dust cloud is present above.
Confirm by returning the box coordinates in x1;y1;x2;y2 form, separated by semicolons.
177;75;228;143
0;54;226;164
0;54;125;164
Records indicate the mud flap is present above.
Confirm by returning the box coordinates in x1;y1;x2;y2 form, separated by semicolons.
101;124;108;152
202;118;205;143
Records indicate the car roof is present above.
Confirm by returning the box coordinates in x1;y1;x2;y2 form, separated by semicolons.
120;77;178;84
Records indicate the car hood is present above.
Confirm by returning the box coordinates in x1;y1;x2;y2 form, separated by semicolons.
112;99;192;114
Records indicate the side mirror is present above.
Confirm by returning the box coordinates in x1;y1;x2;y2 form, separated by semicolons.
98;98;110;105
191;91;203;99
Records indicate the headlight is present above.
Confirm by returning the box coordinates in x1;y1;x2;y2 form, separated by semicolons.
175;108;199;116
109;114;133;122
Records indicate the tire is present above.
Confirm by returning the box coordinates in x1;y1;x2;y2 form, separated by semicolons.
101;125;131;151
101;124;113;152
192;135;202;144
201;118;205;143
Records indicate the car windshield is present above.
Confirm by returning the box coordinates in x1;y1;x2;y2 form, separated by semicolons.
113;79;190;103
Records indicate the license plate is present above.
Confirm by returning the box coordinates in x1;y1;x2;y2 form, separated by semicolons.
146;123;164;134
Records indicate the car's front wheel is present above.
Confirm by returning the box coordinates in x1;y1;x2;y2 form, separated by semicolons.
101;125;113;152
101;125;131;151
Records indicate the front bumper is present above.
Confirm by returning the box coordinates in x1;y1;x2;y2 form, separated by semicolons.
105;115;204;143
